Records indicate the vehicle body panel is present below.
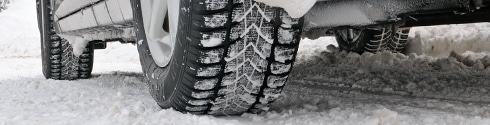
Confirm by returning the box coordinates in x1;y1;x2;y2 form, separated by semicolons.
303;0;490;30
49;0;490;41
53;0;134;41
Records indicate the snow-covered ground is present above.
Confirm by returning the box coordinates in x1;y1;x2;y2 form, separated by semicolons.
1;0;490;124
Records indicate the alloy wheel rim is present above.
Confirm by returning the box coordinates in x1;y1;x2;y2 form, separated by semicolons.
141;0;180;67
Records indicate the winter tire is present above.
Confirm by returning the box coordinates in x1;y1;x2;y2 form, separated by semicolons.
334;25;410;53
37;0;94;80
387;29;410;53
132;0;303;115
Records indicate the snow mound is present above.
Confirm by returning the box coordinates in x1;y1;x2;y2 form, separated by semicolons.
299;47;490;73
406;23;490;57
296;37;338;61
292;45;490;105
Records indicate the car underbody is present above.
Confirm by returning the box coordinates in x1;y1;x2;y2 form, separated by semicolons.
301;0;490;38
306;0;490;28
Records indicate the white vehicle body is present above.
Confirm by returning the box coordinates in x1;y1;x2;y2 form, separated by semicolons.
53;0;490;41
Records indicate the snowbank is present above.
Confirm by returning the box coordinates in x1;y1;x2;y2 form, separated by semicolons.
406;23;490;57
296;37;338;61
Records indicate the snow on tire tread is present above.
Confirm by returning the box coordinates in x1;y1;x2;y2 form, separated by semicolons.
61;39;80;80
207;0;300;115
151;0;301;115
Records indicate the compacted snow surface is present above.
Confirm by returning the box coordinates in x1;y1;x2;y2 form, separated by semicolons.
2;0;490;124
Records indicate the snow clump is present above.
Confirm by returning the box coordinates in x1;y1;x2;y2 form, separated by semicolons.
58;34;91;57
0;0;11;12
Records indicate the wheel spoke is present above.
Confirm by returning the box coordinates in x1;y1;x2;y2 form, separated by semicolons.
143;0;177;67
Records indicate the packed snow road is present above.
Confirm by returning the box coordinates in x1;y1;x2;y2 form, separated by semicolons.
1;0;490;124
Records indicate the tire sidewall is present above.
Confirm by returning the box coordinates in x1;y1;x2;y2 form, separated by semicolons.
131;0;183;108
39;0;53;79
